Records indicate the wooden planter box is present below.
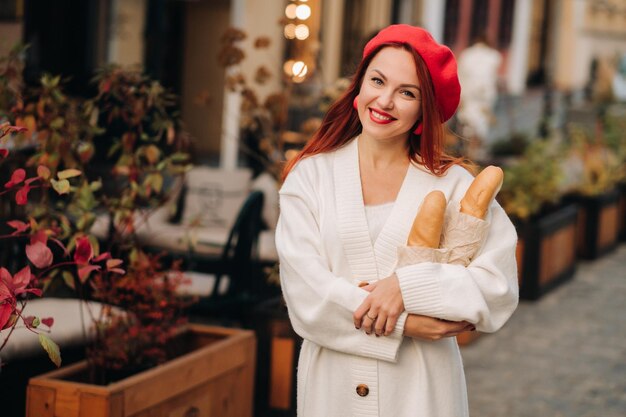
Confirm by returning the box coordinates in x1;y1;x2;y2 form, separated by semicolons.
26;325;256;417
570;190;620;259
516;204;579;300
251;297;301;417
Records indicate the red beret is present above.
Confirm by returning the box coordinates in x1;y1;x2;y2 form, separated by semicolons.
363;25;461;132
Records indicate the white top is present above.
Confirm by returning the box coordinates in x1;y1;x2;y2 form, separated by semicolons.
364;202;394;244
276;136;518;417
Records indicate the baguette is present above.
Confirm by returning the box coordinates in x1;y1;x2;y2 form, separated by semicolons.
460;166;503;219
407;190;446;248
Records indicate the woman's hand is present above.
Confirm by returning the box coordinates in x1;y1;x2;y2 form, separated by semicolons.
403;314;475;341
353;274;404;336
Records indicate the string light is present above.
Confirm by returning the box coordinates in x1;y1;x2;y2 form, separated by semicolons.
284;23;297;39
285;4;297;19
295;24;310;40
295;4;311;20
283;60;295;76
283;1;314;82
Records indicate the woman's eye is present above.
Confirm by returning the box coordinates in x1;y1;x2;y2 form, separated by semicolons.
371;77;383;85
400;90;416;98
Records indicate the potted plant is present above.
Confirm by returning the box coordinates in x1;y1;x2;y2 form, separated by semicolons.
563;123;623;259
0;50;255;417
602;105;626;241
498;139;579;300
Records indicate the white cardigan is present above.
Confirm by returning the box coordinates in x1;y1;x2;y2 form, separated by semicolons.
276;137;518;417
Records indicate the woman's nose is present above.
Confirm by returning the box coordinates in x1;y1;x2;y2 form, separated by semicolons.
376;89;394;109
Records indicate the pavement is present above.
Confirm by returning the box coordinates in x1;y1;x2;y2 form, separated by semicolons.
462;243;626;417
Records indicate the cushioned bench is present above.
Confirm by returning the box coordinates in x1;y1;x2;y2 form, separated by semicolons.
0;298;109;362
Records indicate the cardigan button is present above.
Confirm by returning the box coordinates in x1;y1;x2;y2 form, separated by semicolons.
358;281;368;288
356;384;369;397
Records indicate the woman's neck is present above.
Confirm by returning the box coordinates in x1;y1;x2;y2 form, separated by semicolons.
358;134;409;171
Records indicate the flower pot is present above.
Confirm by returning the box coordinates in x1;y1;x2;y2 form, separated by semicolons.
26;325;256;417
516;204;579;300
456;330;481;346
569;190;620;259
250;297;301;417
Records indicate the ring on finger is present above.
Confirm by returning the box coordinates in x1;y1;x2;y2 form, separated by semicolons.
366;312;377;320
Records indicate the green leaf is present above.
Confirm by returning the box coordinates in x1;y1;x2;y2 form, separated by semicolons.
170;152;189;162
39;333;62;367
108;141;121;157
62;271;76;290
152;173;163;193
51;178;70;194
89;180;102;192
57;169;82;179
88;235;100;256
50;117;65;130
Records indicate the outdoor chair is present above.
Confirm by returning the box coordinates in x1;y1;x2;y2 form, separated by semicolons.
160;190;273;322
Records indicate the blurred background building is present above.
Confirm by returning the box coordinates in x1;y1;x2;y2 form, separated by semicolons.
1;0;626;164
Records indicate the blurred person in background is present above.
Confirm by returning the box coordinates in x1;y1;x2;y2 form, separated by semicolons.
276;24;518;417
456;34;503;160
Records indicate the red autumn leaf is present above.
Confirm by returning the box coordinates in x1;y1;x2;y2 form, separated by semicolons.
0;270;11;300
15;185;31;205
23;315;36;328
7;220;30;234
25;177;40;185
12;265;32;290
0;304;13;330
5;168;26;188
26;241;54;269
30;230;48;245
74;236;93;265
78;264;100;282
41;317;54;328
0;266;40;298
92;252;112;262
0;149;8;158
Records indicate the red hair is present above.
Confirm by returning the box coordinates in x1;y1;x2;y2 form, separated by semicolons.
282;43;463;181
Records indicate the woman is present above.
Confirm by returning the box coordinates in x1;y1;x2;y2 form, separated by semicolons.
276;25;518;417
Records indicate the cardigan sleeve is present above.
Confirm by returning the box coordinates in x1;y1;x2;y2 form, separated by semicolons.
276;162;407;362
396;200;519;333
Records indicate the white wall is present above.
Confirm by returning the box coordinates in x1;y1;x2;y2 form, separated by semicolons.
221;0;285;168
506;0;533;95
553;0;626;91
107;0;146;68
420;0;446;43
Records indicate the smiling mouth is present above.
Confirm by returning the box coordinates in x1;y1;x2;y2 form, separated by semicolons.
369;108;396;124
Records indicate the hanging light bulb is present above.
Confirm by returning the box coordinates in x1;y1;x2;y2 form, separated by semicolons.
285;3;297;19
295;4;311;20
295;24;310;40
284;24;297;39
292;61;308;78
283;60;295;76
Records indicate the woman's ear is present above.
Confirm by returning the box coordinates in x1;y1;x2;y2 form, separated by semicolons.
353;96;359;110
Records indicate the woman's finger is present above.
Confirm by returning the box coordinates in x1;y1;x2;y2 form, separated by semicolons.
353;299;371;329
362;309;379;334
373;311;387;336
361;281;378;292
383;314;399;336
